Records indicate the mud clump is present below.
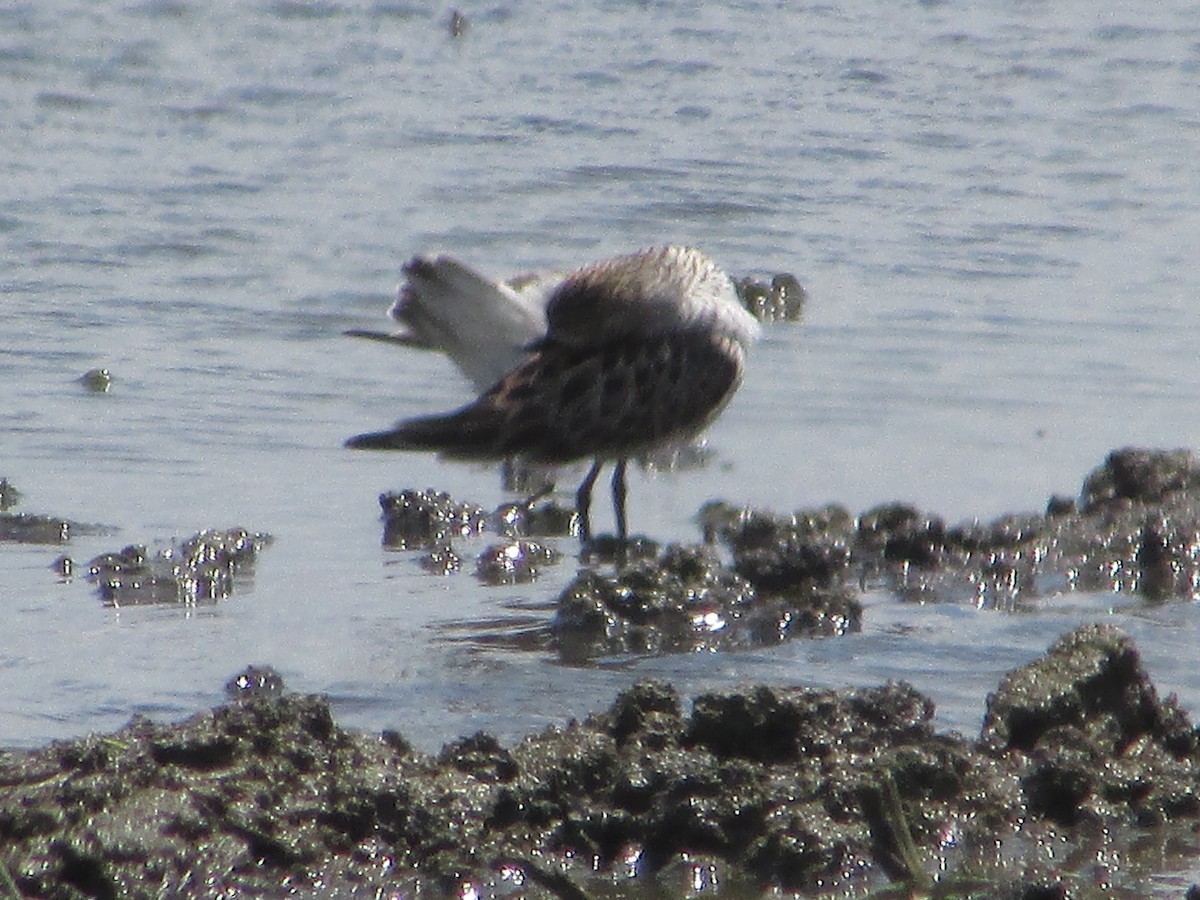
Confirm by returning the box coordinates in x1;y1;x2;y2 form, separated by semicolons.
703;447;1200;607
1080;447;1200;511
0;479;110;545
4;623;1195;897
0;512;73;545
379;488;486;550
981;623;1200;828
0;696;387;898
84;527;271;605
379;490;568;583
474;538;560;585
552;542;860;661
372;448;1200;660
0;482;269;609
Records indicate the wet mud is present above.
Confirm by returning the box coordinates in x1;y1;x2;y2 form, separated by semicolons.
0;479;270;604
4;448;1200;897
702;446;1200;609
82;529;272;606
371;448;1200;662
1;624;1197;898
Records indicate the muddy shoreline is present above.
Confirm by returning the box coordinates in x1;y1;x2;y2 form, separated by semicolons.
4;447;1200;898
1;624;1197;898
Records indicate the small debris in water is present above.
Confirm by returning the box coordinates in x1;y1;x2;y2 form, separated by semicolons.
79;368;113;393
734;272;806;322
448;8;467;37
225;665;285;700
0;477;21;511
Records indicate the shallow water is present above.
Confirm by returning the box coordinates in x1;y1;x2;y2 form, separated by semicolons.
3;5;1200;886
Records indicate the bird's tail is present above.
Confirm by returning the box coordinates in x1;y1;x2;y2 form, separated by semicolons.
345;405;509;459
394;255;547;390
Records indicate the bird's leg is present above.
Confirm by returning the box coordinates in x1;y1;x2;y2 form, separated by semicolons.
575;460;604;543
611;459;628;543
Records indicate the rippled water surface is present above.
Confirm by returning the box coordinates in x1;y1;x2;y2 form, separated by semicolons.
4;3;1200;877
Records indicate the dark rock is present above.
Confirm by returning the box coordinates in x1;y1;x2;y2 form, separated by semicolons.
491;496;574;538
687;685;808;763
438;732;518;783
704;448;1200;606
983;624;1169;754
1046;494;1076;517
706;503;853;555
602;679;682;747
733;536;852;590
417;542;462;575
580;533;660;564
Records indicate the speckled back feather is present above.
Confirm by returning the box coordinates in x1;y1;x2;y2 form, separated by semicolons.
378;329;745;463
347;246;756;466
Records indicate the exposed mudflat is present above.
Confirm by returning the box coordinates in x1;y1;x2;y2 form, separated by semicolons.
0;624;1197;898
4;449;1200;898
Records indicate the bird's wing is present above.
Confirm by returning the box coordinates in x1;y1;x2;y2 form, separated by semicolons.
346;330;744;464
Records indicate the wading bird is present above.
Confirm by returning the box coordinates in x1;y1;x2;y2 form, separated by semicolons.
346;246;759;543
